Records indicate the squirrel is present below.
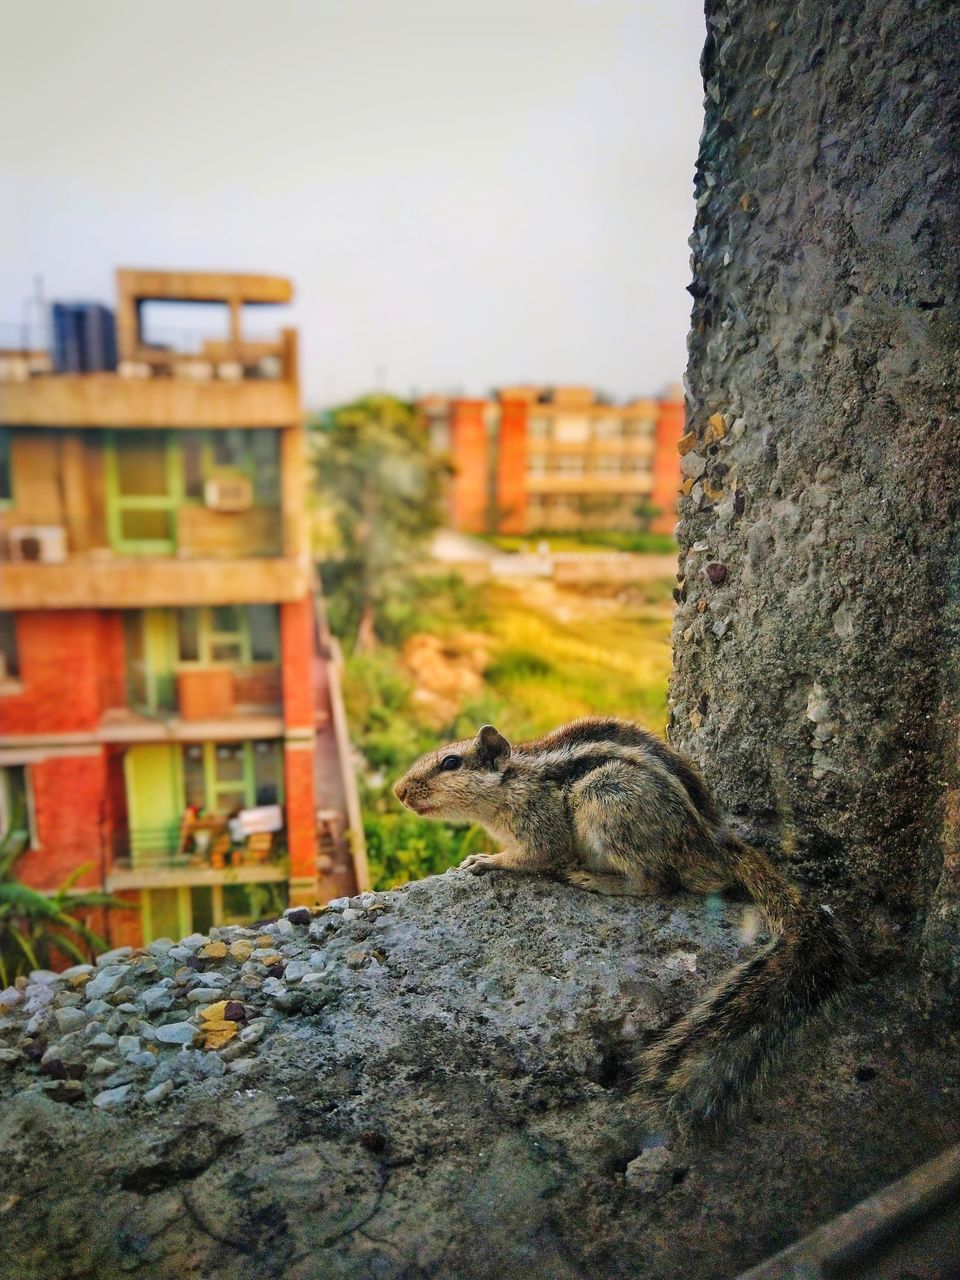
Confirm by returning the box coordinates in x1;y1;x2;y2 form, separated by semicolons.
393;716;855;1124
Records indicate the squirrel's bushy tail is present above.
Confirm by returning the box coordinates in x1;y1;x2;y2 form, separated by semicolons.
636;841;856;1125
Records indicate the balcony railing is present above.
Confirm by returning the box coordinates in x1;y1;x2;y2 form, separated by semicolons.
112;818;288;873
0;512;296;563
0;323;295;383
100;667;283;728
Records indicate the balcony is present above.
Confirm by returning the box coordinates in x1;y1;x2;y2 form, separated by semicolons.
0;515;309;609
107;815;289;892
0;321;299;431
99;667;284;743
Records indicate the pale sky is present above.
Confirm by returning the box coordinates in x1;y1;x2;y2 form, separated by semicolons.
0;0;705;408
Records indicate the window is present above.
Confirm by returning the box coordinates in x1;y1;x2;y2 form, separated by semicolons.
0;765;35;847
181;429;280;505
107;432;178;552
180;740;284;815
177;609;200;662
553;415;590;444
252;738;280;804
0;429;11;504
553;454;585;475
528;416;551;441
248;605;280;662
594;417;624;441
526;454;547;476
142;881;289;942
0;613;19;681
190;886;214;936
209;606;245;663
177;605;279;666
594;455;623;473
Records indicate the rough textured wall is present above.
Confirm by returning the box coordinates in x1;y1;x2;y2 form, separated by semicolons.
3;878;960;1280
669;0;960;981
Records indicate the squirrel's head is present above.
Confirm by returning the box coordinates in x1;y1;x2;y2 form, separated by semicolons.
393;725;512;823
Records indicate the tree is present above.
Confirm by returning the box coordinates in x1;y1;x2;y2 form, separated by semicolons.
0;819;130;985
312;395;452;652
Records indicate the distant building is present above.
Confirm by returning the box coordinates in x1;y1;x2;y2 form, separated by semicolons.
419;386;683;536
0;268;367;949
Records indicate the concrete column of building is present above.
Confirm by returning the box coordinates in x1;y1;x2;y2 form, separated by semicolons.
495;399;528;534
280;425;308;559
280;597;319;904
650;398;684;535
669;0;960;993
449;400;490;534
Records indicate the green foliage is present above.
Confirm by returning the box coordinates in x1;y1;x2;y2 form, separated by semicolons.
311;396;452;650
364;812;491;890
484;648;555;683
0;815;135;986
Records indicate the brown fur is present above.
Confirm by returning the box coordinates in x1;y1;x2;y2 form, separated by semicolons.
394;717;854;1123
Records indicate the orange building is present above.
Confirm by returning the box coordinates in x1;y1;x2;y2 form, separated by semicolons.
420;385;683;536
0;268;367;948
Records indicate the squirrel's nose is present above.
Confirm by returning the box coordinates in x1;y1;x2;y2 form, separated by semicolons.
394;779;408;802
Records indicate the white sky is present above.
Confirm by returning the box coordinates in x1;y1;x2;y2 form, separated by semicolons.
0;0;705;408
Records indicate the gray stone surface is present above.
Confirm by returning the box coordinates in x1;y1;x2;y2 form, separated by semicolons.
0;874;958;1280
669;0;960;994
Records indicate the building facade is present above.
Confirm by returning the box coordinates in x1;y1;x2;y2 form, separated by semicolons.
0;269;367;948
420;386;684;536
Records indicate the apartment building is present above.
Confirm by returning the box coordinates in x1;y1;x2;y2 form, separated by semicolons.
420;386;683;536
0;268;367;947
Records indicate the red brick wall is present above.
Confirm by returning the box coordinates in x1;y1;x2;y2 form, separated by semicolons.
99;614;127;709
0;611;104;734
651;398;685;535
233;667;282;709
449;400;490;533
16;750;109;892
283;744;317;882
495;400;528;534
281;598;314;731
81;897;144;952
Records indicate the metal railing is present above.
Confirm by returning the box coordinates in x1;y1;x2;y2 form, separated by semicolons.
112;822;288;872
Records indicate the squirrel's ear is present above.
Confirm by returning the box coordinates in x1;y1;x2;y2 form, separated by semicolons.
476;724;511;768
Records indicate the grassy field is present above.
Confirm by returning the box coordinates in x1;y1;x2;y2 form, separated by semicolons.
477;530;678;555
477;578;673;739
342;572;675;888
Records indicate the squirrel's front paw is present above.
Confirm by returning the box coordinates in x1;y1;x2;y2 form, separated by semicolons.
459;853;500;875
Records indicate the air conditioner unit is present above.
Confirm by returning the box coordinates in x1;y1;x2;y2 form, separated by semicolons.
204;475;253;513
8;526;68;564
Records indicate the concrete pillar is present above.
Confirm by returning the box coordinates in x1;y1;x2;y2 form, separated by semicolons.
668;0;960;993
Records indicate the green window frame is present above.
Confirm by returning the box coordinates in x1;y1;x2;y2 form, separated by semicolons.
181;740;284;814
177;605;279;666
105;431;184;554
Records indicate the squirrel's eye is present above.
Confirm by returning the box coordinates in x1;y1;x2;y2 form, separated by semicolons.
439;755;462;773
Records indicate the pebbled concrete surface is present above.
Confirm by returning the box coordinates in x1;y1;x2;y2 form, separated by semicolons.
1;871;958;1280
